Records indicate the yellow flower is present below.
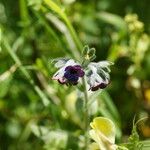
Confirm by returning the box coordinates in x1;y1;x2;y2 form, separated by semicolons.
89;117;117;150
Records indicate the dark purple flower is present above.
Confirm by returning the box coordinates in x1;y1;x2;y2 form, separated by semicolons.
64;65;84;82
52;59;84;85
64;65;84;85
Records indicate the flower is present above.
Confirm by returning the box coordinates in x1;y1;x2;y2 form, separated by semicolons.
52;57;113;90
86;61;113;91
89;117;129;150
89;117;117;150
52;59;84;85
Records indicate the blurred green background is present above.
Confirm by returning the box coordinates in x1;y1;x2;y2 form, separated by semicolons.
0;0;150;149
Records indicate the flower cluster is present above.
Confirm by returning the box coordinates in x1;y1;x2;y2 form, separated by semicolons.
52;58;113;91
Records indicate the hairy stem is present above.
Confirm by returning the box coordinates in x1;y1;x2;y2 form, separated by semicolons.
43;1;89;148
82;77;89;149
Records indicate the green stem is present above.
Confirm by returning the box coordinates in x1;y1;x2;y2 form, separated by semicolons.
121;140;150;150
82;77;89;149
19;0;30;26
43;0;83;53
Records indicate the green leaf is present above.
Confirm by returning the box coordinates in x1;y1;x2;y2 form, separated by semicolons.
96;12;127;32
100;90;121;122
75;97;84;120
0;76;12;98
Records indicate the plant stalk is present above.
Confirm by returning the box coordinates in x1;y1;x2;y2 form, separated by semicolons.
42;1;89;148
82;77;89;150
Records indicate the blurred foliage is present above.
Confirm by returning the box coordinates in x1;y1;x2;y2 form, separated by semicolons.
0;0;150;149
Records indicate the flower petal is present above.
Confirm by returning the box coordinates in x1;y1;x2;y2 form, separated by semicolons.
65;59;77;66
52;59;84;85
86;61;113;91
52;67;65;80
96;61;114;68
52;58;69;68
77;69;85;77
88;142;99;150
90;117;116;144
